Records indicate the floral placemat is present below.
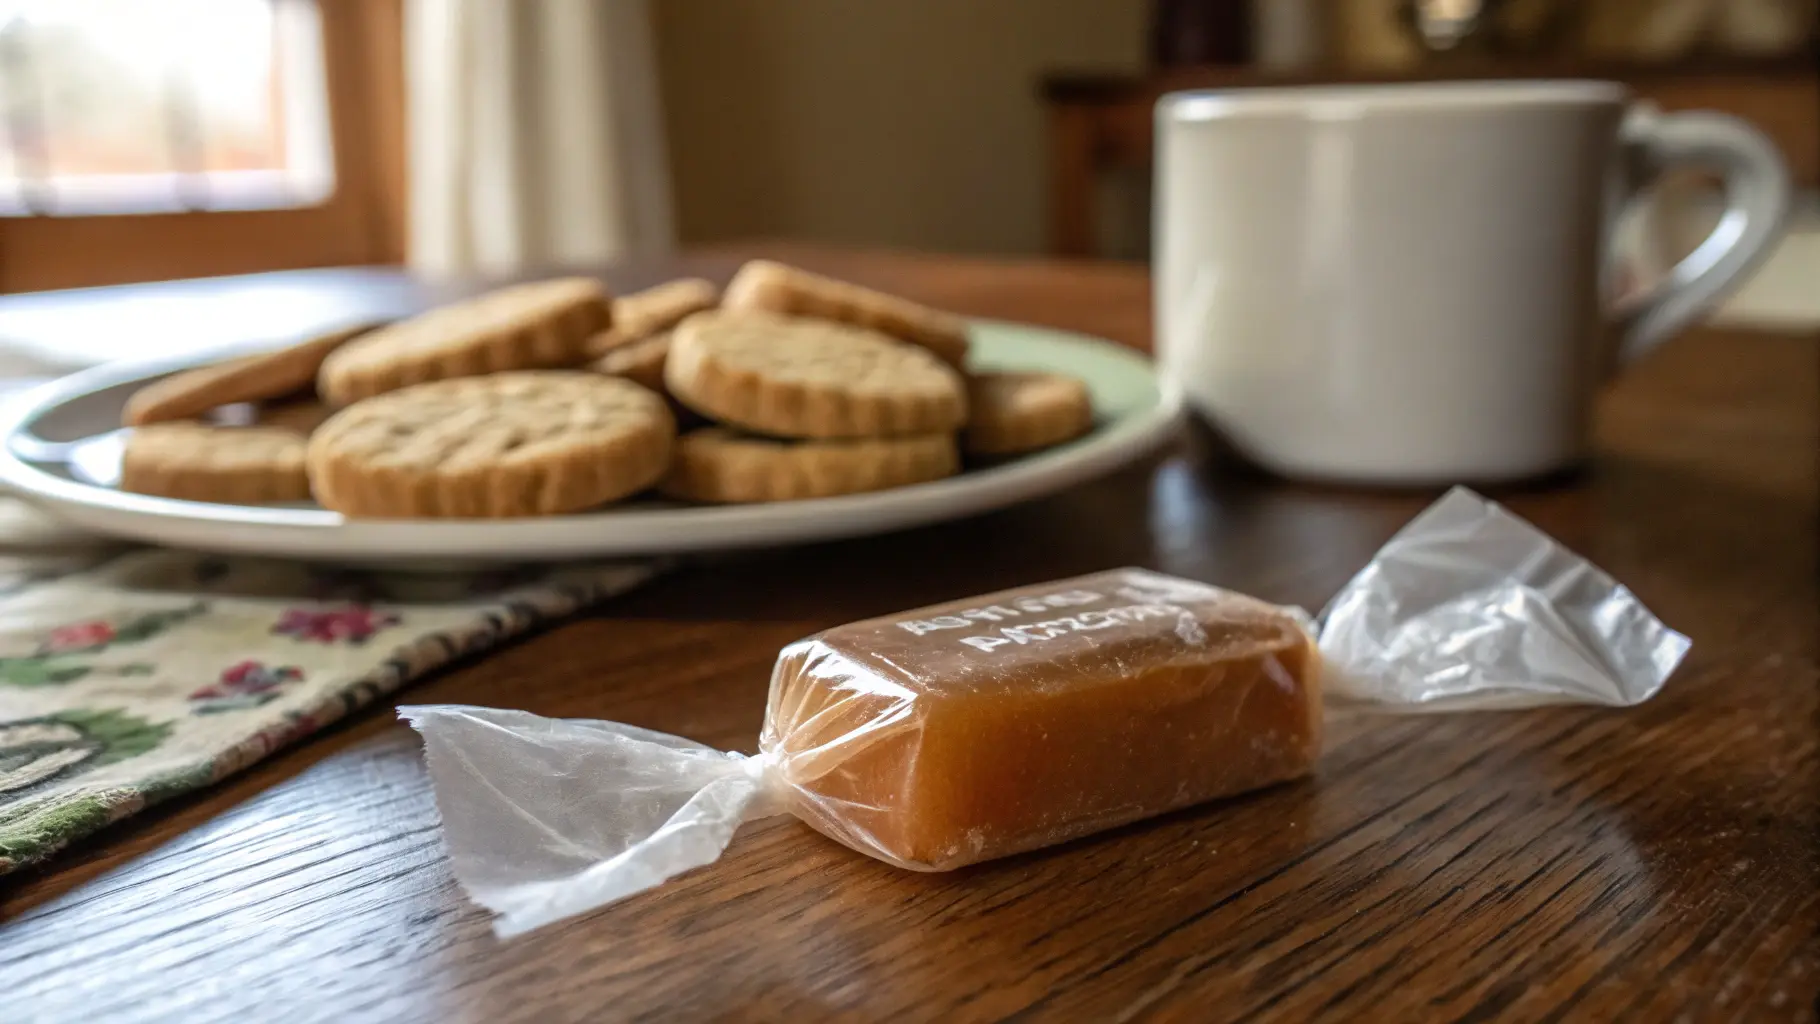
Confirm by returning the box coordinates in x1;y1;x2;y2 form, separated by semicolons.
0;505;658;876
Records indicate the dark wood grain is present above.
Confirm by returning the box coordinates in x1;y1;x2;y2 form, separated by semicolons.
0;248;1814;1023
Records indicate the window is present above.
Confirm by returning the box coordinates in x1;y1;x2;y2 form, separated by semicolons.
0;0;401;293
0;0;336;215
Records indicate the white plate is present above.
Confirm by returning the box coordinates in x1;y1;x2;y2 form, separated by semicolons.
0;321;1181;565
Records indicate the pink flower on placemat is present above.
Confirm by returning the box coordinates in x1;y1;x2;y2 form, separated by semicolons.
271;606;400;646
26;604;207;664
190;660;305;714
38;621;116;655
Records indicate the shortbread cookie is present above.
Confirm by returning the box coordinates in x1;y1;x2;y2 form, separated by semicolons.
123;322;379;426
660;428;957;503
307;372;674;518
666;311;967;439
588;332;706;429
121;424;311;504
255;398;335;435
589;331;670;393
964;371;1094;455
722;260;969;367
318;278;611;407
583;279;717;359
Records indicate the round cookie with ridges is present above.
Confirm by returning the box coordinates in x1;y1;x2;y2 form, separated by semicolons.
583;278;718;359
254;398;336;436
660;428;958;503
722;259;969;368
306;372;675;518
317;278;611;407
123;321;379;426
665;311;967;440
589;331;671;394
121;424;312;505
963;371;1094;456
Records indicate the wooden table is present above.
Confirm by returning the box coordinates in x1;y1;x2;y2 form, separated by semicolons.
1;247;1815;1022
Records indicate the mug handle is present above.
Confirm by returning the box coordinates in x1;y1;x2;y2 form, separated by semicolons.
1609;104;1791;367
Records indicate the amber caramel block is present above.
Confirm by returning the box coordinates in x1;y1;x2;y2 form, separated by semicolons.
760;568;1322;870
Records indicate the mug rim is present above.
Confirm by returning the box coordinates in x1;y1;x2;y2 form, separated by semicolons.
1160;79;1629;122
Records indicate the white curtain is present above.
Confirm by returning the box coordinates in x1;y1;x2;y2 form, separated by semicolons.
405;0;676;277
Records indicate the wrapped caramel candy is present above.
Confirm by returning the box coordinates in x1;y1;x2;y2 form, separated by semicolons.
765;570;1321;870
405;489;1690;936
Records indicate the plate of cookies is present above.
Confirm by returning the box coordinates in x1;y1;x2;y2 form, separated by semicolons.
0;261;1180;565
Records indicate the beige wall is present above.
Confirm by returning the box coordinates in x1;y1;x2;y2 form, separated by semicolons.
653;0;1144;255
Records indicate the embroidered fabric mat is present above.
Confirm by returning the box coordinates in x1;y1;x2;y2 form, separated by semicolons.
0;501;657;875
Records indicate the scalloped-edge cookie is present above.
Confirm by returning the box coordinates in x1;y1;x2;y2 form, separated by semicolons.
666;310;966;439
583;278;717;359
660;428;957;503
307;371;674;518
317;278;610;406
963;371;1093;455
721;260;968;367
124;321;379;426
121;424;311;504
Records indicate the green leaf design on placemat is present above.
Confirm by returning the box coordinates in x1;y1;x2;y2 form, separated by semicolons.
0;713;198;869
0;709;173;799
103;602;208;647
0;602;210;688
0;793;110;868
0;659;91;687
56;709;174;768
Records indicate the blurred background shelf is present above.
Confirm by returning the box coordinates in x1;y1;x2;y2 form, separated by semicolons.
1042;54;1820;257
1044;53;1819;102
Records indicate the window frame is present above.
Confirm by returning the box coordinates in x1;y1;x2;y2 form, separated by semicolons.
0;0;404;293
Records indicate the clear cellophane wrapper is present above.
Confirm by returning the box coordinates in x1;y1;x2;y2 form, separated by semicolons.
403;488;1690;936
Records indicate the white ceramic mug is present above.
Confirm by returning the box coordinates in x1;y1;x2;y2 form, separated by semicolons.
1154;81;1791;484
